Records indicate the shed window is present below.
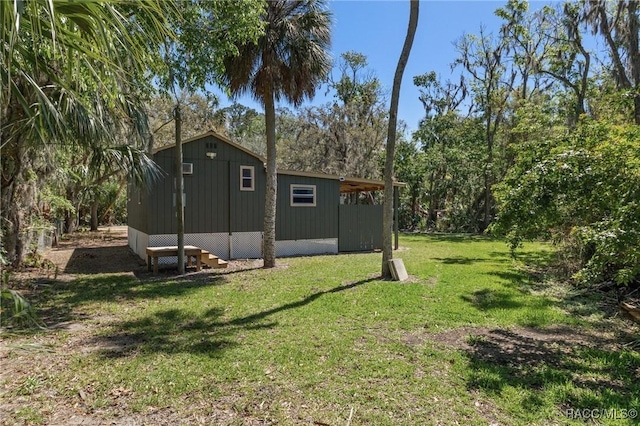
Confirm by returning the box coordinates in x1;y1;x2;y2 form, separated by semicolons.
290;184;316;207
240;166;254;191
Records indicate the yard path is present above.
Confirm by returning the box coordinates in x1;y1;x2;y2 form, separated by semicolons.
42;226;143;279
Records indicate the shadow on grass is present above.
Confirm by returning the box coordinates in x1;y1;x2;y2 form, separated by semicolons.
401;233;503;243
432;256;504;265
79;275;378;359
217;276;379;327
507;249;556;267
462;288;544;311
434;250;555;268
86;307;251;359
35;273;227;327
464;327;640;420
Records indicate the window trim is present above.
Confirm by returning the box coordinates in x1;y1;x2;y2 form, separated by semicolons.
290;184;316;207
240;165;255;191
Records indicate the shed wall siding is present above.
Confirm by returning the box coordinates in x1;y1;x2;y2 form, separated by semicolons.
276;175;339;241
149;135;265;235
147;154;175;234
338;204;383;252
229;161;266;232
127;184;148;233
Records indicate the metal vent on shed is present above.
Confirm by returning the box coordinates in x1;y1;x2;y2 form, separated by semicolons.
182;163;193;174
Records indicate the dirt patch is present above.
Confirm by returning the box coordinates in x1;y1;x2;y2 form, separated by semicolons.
427;324;624;353
17;226;268;282
37;226;142;280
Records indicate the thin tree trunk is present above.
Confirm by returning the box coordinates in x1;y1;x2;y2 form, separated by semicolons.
629;0;640;125
382;0;419;279
427;171;436;227
483;119;493;232
1;181;24;266
175;104;185;274
263;90;278;268
90;201;99;231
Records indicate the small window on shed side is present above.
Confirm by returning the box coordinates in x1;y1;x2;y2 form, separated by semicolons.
240;166;255;191
290;184;316;207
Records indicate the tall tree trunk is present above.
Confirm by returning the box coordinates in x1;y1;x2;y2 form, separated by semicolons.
382;0;419;278
263;90;278;268
1;114;28;265
175;104;185;274
1;180;24;266
629;0;640;125
482;114;493;232
90;201;99;231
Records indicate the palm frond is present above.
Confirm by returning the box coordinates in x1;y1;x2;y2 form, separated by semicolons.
0;288;46;330
221;0;333;107
2;0;177;147
87;144;164;190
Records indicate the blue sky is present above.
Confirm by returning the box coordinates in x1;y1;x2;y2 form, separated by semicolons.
216;1;552;134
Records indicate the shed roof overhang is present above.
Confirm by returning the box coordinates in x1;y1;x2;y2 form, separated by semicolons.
339;177;401;194
279;170;405;194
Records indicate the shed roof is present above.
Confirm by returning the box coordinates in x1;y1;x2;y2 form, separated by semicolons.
153;130;404;194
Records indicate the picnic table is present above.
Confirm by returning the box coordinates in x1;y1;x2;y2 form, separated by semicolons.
146;245;203;274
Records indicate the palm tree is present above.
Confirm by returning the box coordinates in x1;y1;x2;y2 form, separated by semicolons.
1;0;175;265
222;0;332;268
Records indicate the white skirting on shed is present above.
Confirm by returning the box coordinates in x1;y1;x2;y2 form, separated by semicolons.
148;232;230;264
230;232;263;259
276;238;338;257
128;227;339;264
128;227;149;260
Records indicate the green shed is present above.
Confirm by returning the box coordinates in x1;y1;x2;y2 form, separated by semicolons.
127;131;401;262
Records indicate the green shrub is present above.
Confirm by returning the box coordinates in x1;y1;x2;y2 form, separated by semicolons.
492;119;640;285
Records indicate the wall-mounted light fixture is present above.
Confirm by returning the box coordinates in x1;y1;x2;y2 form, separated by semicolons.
206;152;217;159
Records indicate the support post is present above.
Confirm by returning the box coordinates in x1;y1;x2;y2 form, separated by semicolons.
175;104;185;274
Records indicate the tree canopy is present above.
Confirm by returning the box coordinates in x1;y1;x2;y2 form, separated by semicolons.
1;0;177;265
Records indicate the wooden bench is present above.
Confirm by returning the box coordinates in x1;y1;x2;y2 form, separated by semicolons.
146;245;203;274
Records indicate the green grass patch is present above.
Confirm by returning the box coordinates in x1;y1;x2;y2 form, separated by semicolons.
6;234;639;425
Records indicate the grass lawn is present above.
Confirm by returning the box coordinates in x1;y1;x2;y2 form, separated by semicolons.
2;233;639;425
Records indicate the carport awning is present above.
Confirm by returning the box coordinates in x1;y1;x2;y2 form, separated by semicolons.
339;177;404;194
279;169;404;194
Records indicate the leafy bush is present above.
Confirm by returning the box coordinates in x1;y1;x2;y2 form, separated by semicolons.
492;119;640;285
0;271;44;330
